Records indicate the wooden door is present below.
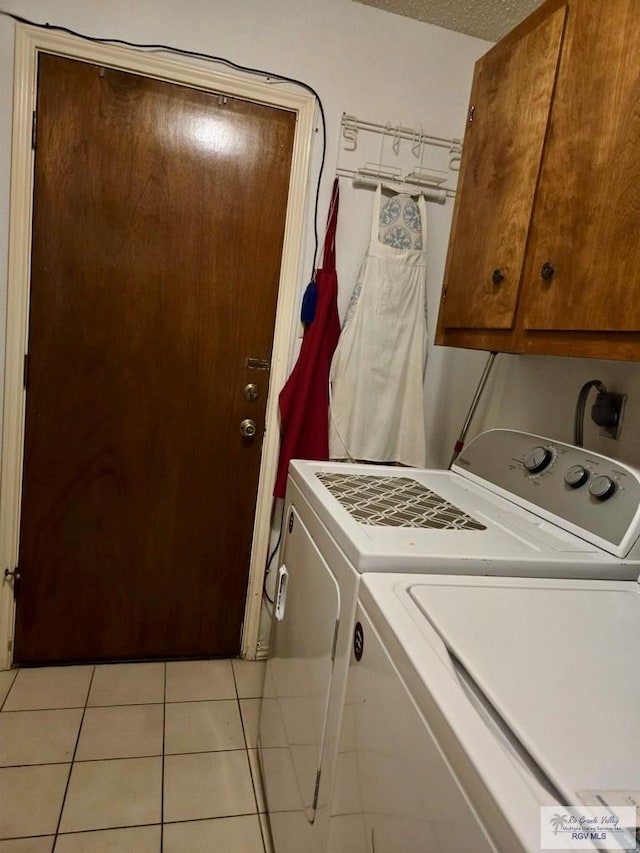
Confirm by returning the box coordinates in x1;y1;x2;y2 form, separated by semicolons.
521;0;640;333
14;54;295;663
437;5;565;333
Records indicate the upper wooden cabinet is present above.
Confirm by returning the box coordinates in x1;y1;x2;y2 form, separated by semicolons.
436;0;640;361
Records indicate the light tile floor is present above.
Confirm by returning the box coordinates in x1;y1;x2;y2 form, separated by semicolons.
0;659;271;852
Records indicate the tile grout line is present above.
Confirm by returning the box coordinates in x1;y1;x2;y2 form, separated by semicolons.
51;664;97;851
234;662;268;853
0;669;19;712
0;744;255;772
160;661;167;853
1;696;250;712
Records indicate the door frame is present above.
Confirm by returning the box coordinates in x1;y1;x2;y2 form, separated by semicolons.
0;24;315;669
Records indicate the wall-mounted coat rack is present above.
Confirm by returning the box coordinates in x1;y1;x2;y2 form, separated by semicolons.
336;112;462;201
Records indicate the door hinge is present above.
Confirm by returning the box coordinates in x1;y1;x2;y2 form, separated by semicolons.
4;567;21;599
23;354;29;389
312;768;321;811
330;618;340;663
468;105;476;123
31;111;37;149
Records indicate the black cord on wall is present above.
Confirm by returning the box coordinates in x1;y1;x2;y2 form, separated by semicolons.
0;8;327;279
574;379;606;447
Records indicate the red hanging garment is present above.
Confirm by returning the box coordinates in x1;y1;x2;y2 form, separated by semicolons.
274;180;341;498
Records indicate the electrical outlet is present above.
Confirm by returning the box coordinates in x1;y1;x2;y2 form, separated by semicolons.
595;393;627;440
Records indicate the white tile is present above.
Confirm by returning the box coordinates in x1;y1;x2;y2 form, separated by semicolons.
164;751;256;822
232;660;266;699
0;838;54;853
75;704;163;761
87;663;164;706
59;757;162;833
248;749;266;813
55;825;161;852
163;815;264;853
0;764;70;838
240;698;261;749
165;660;235;702
0;709;82;766
3;667;92;711
164;700;244;754
0;670;17;708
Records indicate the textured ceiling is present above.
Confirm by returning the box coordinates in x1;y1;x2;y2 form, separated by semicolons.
353;0;545;41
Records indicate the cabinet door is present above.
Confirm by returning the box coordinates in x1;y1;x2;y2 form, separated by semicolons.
438;5;566;332
522;0;640;332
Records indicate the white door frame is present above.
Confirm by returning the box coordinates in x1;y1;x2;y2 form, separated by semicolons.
0;24;315;668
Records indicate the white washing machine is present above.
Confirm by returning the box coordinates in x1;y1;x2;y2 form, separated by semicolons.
258;429;640;853
329;572;640;852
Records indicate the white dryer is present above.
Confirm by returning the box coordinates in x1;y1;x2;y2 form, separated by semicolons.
258;429;640;853
329;572;640;852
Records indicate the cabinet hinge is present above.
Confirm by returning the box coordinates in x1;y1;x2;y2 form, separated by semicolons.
312;768;321;810
23;354;29;389
31;111;37;149
330;618;340;663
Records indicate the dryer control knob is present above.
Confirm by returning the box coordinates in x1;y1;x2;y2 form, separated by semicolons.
589;475;617;501
564;465;589;489
523;446;553;474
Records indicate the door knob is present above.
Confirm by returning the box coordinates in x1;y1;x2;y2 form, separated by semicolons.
492;269;505;285
240;419;257;438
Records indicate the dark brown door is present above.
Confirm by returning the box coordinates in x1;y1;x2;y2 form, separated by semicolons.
14;54;295;663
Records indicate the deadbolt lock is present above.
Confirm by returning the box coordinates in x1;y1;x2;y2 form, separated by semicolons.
244;383;259;401
240;419;257;439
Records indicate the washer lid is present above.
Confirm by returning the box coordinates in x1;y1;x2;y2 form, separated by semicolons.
408;579;640;803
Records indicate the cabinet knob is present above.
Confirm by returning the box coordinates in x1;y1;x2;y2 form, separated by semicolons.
541;262;555;281
492;269;505;285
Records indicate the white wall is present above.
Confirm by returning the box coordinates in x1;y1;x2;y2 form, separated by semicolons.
0;0;491;475
472;354;640;466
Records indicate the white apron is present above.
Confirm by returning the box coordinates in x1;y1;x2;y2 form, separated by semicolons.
329;187;428;466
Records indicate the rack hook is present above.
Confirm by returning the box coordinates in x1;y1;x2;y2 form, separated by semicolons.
341;113;359;151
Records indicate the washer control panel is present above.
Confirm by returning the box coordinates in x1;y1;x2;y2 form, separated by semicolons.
454;430;640;553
